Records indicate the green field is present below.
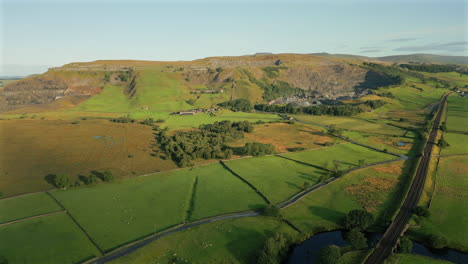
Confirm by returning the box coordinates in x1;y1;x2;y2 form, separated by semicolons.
446;95;468;133
0;213;101;264
441;132;468;155
279;143;396;170
50;169;195;251
282;160;406;234
342;131;417;156
0;193;62;223
110;216;298;264
185;162;266;220
224;155;326;204
293;115;406;135
412;156;468;251
391;254;452;264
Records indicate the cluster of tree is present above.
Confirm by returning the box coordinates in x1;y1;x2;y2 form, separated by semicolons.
218;98;253;112
437;137;450;148
439;121;447;132
260;205;281;217
363;99;386;109
154;121;255;167
262;66;288;78
398;236;413;253
237;142;275;156
45;170;114;189
315;209;374;263
400;64;468;75
254;101;382;117
242;69;303;101
257;233;291;264
379;92;395;98
317;245;341;264
110;116;136;123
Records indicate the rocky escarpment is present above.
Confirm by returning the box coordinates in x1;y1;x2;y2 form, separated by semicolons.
0;54;393;112
0;67;131;112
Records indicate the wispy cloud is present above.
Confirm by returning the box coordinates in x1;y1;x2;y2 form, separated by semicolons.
360;49;382;53
360;46;382;50
387;37;419;42
393;41;468;52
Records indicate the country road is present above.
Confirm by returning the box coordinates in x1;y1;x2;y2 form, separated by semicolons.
364;93;450;264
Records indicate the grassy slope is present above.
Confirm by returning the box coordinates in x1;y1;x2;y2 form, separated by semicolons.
50;169;195;251
411;156;468;251
224;155;326;204
0;193;62;223
0;213;101;264
110;216;297;264
279;143;396;170
186;162;267;220
282;161;407;235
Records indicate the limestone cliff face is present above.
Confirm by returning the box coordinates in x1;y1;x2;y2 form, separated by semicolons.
0;54;375;112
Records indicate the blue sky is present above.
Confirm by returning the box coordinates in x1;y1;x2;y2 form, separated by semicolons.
1;0;467;76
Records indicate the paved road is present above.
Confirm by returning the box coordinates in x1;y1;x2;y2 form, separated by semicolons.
364;93;450;264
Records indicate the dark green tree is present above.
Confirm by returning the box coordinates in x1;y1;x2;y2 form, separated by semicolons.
345;229;368;249
428;234;448;249
398;236;413;253
261;205;281;217
54;174;71;188
413;206;430;217
345;209;374;231
257;233;290;264
316;245;341;264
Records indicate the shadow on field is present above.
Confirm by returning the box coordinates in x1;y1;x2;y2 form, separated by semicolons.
224;225;273;263
308;206;345;224
44;174;57;186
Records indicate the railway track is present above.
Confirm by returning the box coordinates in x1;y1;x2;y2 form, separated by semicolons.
364;93;450;264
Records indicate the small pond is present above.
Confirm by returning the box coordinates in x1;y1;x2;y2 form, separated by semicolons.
287;230;468;264
397;142;410;146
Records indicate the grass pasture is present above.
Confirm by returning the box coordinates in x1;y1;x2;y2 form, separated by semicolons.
0;213;101;264
446;95;468;133
110;216;297;264
279;143;396;171
0;193;62;223
282;160;407;235
184;162;267;221
391;254;452;264
0;119;177;197
293;115;406;135
228;122;334;153
50;169;195;251
223;155;326;204
342;131;417;156
412;156;468;251
441;132;468;155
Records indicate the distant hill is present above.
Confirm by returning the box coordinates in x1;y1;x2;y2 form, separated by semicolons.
312;53;468;65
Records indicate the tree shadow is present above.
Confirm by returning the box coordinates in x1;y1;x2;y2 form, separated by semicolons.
44;174;57;186
308;205;346;224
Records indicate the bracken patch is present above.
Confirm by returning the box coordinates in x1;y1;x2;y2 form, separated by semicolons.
345;177;397;212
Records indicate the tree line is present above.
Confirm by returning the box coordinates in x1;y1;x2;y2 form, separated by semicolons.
400;63;468;75
254;100;386;116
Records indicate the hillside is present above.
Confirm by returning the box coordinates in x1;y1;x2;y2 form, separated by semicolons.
313;53;468;65
0;54;399;113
